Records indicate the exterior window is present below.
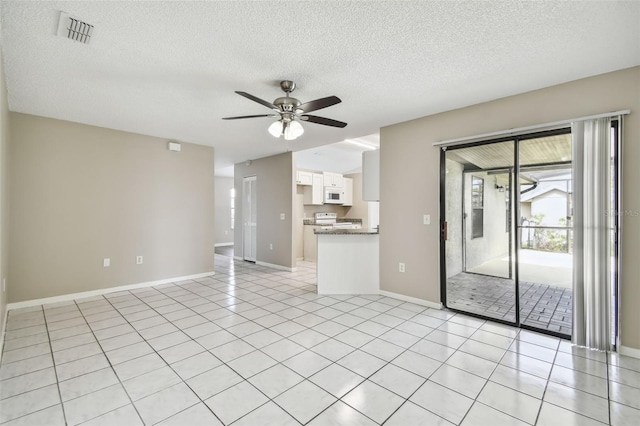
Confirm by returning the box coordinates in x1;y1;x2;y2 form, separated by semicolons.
230;188;236;230
471;176;484;238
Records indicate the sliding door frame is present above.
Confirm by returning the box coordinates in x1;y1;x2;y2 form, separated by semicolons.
440;128;580;339
439;135;519;329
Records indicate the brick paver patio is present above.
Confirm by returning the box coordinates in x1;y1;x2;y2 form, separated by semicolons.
446;272;572;336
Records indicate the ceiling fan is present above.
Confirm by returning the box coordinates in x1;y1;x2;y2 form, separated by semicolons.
222;80;347;140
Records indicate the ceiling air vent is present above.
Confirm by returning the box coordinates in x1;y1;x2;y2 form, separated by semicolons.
57;11;94;44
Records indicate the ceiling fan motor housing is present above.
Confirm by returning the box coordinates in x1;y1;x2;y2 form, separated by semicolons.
275;81;300;112
274;96;301;112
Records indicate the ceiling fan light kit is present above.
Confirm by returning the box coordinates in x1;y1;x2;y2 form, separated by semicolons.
223;80;347;141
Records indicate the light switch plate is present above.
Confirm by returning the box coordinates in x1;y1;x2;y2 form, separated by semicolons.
280;213;285;220
423;214;431;225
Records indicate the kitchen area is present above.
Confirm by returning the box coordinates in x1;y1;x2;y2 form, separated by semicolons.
295;143;381;294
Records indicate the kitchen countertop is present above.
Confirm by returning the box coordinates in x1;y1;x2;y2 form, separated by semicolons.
314;228;379;235
303;218;362;226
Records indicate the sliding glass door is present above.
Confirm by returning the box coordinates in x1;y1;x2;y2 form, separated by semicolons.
442;140;517;325
441;129;575;338
517;134;573;336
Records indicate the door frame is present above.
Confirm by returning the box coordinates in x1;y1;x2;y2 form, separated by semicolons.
242;175;257;262
439;128;578;339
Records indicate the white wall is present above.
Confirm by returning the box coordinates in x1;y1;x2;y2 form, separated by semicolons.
215;176;234;246
464;171;509;271
445;159;464;277
531;190;568;226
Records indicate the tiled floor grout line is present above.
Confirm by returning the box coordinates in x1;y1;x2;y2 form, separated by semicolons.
41;304;69;426
72;296;148;426
2;257;638;425
233;304;463;424
94;286;220;423
19;304;583;426
190;265;331;425
101;268;338;425
33;291;200;424
225;287;543;425
221;302;395;425
189;271;413;424
190;260;636;422
102;283;228;425
531;337;560;426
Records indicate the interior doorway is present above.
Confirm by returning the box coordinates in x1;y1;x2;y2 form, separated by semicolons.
242;176;257;262
441;130;576;339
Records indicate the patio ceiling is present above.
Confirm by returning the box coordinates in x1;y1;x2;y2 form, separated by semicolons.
446;134;572;171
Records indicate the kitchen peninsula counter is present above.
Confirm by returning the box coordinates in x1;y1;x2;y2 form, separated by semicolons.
314;228;379;235
315;229;379;295
304;218;363;226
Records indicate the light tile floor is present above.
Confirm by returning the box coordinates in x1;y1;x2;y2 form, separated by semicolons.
1;254;639;425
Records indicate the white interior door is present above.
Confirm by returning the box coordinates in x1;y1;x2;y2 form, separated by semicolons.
243;176;257;262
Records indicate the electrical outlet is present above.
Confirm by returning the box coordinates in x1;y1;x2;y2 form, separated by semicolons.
280;213;285;220
399;262;406;273
269;244;273;250
423;214;431;225
136;256;143;265
103;258;110;267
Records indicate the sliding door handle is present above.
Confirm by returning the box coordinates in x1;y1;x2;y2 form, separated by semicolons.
442;221;448;241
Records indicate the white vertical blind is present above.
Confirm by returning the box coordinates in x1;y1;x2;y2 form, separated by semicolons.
572;117;613;350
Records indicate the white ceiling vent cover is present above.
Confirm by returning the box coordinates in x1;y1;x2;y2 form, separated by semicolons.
57;11;93;44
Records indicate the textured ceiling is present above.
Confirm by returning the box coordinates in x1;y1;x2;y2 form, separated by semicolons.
2;1;639;176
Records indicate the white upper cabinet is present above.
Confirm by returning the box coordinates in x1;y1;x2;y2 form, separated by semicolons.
303;173;325;205
323;172;343;188
296;170;313;186
343;177;353;206
362;150;380;201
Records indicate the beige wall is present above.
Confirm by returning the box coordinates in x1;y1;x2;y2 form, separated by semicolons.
215;176;234;245
234;152;295;269
344;173;370;228
0;41;9;334
9;113;215;302
380;66;640;350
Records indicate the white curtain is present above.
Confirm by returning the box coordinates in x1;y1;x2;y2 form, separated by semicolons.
572;117;612;350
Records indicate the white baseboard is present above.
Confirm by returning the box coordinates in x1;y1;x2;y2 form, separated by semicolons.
214;242;234;247
256;261;296;272
6;271;216;311
233;256;244;262
620;345;640;360
378;290;442;309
